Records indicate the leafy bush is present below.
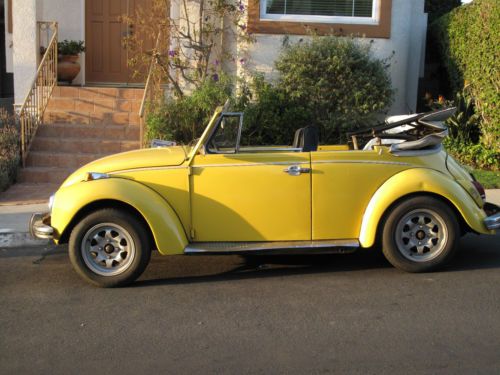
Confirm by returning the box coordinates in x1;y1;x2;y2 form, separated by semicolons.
0;110;19;191
58;40;85;55
146;74;234;144
432;0;500;149
428;89;499;170
238;74;311;146
274;36;394;143
147;36;394;146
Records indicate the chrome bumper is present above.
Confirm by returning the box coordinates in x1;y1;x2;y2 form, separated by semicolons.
484;202;500;231
29;213;54;239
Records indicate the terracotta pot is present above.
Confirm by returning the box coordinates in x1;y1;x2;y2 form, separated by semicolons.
58;55;81;85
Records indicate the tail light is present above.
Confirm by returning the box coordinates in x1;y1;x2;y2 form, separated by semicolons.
470;175;486;200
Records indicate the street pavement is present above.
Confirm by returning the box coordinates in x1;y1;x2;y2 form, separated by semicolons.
1;232;499;374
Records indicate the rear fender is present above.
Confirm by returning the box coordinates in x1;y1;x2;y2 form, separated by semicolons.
52;178;188;255
359;168;493;248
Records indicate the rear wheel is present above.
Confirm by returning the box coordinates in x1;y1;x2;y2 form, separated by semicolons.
382;196;460;272
69;209;151;287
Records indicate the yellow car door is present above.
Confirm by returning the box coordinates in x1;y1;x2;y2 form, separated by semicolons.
311;150;410;240
190;114;311;242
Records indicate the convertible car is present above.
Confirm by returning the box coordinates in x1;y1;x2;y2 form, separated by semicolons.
31;106;499;287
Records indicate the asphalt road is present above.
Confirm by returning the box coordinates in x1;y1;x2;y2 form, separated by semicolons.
1;233;500;375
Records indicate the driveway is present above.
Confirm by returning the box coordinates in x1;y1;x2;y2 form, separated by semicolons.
1;232;500;374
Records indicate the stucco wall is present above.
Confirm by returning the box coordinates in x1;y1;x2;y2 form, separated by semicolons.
12;0;37;105
11;0;84;104
38;0;85;84
3;0;13;73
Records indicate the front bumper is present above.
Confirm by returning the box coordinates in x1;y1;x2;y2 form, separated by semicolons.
29;213;54;239
484;202;500;231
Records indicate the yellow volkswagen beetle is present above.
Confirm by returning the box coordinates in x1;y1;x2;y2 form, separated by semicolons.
31;107;499;287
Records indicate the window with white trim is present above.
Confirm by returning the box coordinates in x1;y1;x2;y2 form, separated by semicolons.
261;0;380;24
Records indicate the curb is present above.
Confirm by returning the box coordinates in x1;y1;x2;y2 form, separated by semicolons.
0;230;50;248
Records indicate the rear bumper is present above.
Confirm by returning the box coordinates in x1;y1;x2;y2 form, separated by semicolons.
484;203;500;231
29;213;54;239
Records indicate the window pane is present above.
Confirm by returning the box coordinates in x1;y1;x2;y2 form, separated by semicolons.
266;0;373;17
207;115;241;154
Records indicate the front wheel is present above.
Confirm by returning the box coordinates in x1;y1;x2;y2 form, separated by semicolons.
382;196;460;272
69;209;151;287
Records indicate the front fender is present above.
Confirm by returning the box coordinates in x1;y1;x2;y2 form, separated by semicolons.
51;178;188;255
359;168;493;248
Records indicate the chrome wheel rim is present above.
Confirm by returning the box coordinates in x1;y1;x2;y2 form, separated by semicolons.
81;223;136;276
395;209;448;262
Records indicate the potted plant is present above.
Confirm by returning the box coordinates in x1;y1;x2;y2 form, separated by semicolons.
57;40;85;85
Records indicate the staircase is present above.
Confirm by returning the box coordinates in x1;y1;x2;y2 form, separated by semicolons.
18;86;143;185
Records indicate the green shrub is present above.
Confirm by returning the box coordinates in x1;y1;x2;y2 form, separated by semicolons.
146;74;234;144
274;36;394;143
428;89;499;170
58;40;85;55
432;0;500;148
0;110;19;191
239;74;311;146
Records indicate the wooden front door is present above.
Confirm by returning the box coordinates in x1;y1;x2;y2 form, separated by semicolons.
85;0;154;84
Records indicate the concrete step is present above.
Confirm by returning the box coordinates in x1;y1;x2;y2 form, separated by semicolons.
43;110;141;125
31;136;140;154
47;97;142;113
18;167;74;184
36;123;140;141
26;151;109;168
52;86;144;100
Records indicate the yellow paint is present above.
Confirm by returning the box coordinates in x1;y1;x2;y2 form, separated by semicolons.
359;168;493;248
51;178;188;255
190;152;311;241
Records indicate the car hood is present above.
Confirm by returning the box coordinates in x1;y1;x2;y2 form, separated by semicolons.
61;146;188;188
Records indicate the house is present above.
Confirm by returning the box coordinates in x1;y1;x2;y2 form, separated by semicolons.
0;0;428;199
4;0;427;112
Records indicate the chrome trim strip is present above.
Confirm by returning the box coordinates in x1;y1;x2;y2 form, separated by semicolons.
192;161;309;169
109;165;187;174
239;147;303;152
184;239;359;254
312;160;411;166
484;212;500;230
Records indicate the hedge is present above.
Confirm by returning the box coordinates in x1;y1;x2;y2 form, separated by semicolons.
0;111;19;192
432;0;500;149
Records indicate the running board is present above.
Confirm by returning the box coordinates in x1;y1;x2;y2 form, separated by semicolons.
184;240;359;255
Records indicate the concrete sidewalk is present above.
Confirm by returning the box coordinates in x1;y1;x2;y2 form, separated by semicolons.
0;203;50;248
1;190;499;248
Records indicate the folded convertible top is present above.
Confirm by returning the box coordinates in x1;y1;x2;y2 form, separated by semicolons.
348;107;456;153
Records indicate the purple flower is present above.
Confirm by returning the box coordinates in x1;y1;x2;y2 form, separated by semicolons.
168;50;176;57
239;3;245;11
214;59;220;66
212;73;219;82
239;58;246;65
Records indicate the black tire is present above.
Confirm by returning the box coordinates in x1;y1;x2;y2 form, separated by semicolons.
69;208;151;287
381;196;460;273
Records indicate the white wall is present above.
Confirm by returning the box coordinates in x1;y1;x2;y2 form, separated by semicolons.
38;0;85;84
12;0;37;105
3;0;13;73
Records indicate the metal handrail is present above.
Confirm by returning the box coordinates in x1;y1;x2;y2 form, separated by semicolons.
139;30;163;148
19;21;58;166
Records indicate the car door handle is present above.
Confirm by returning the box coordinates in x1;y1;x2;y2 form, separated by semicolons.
284;165;311;176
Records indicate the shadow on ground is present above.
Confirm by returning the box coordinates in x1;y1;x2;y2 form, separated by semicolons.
132;233;500;288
